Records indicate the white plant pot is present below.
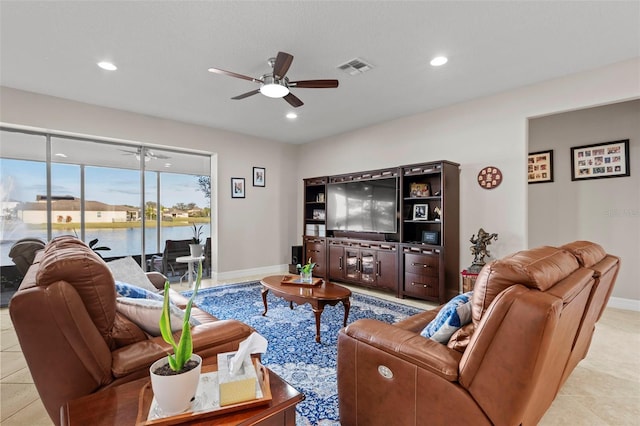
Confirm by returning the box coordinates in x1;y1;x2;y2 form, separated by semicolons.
189;244;204;258
150;354;202;416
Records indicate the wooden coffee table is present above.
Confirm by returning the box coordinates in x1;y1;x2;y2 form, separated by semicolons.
261;275;351;343
60;359;303;425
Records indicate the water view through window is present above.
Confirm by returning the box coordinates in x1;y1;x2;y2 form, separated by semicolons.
0;129;212;268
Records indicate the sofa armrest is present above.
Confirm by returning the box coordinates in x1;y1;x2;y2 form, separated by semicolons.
342;318;462;381
111;319;254;378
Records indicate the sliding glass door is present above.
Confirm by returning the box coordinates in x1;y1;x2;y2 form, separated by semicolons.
0;128;211;272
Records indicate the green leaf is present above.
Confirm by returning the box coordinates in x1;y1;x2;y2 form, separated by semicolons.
158;262;202;372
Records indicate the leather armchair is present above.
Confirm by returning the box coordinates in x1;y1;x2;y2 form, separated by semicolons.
337;241;619;426
9;236;254;424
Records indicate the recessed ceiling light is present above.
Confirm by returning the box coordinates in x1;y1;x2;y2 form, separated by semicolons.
97;61;117;71
54;153;67;158
164;163;172;168
286;112;298;119
430;56;448;67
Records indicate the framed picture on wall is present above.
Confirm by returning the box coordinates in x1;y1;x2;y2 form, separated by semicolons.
253;167;265;187
528;150;554;184
231;177;245;198
570;139;630;181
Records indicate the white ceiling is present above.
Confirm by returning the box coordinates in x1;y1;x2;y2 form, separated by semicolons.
1;1;639;144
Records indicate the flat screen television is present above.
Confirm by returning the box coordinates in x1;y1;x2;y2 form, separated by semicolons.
326;177;398;234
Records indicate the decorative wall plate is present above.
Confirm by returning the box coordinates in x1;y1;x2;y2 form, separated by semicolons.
477;166;503;189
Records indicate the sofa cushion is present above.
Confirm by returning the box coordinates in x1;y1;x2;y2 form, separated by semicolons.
447;322;475;353
107;256;159;293
471;246;579;326
560;241;607;268
111;312;148;348
115;297;200;336
421;292;473;343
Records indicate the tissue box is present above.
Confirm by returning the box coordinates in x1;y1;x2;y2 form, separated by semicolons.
217;351;258;406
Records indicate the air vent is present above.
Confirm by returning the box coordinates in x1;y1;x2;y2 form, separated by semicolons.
337;58;374;75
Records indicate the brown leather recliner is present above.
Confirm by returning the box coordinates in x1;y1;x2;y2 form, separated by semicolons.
337;241;619;426
9;236;254;425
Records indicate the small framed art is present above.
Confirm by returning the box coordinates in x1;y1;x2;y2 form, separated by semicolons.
231;177;245;198
570;139;630;181
253;167;265;187
528;150;554;184
412;204;428;220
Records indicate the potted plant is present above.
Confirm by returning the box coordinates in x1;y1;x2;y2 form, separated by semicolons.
189;224;204;257
296;258;316;283
149;261;203;415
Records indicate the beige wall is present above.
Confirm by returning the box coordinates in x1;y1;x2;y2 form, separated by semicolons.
2;58;639;304
0;87;299;275
298;58;640;304
529;100;639;303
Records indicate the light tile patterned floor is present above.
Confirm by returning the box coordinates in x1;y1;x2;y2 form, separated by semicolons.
1;274;639;425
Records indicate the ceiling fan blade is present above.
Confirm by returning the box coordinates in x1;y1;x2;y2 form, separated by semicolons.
273;51;294;79
289;79;339;88
207;67;261;83
283;93;304;108
232;89;261;100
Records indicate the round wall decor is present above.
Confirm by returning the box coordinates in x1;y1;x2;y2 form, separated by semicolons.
477;166;503;189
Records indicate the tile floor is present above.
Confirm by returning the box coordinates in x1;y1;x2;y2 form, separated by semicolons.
1;272;639;425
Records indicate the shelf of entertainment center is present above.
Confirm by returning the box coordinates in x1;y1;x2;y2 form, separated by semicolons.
404;220;441;224
403;196;441;201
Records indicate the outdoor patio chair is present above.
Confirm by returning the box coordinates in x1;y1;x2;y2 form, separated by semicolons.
149;239;191;278
8;238;46;276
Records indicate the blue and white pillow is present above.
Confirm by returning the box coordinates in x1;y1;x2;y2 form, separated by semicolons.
115;280;163;301
421;292;473;344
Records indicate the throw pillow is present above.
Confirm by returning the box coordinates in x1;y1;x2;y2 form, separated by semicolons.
107;256;158;293
115;297;199;336
421;292;473;344
115;280;163;301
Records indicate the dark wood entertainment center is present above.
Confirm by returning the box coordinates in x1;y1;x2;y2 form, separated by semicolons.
302;161;460;304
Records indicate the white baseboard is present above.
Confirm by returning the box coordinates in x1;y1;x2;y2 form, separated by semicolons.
212;264;288;282
607;296;640;312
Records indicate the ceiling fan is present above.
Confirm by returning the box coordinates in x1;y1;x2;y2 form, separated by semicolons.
207;51;339;108
118;148;170;162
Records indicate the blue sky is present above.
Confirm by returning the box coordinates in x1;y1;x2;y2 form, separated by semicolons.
1;159;209;208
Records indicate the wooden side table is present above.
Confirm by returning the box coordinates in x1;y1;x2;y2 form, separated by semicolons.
61;361;303;426
461;270;479;293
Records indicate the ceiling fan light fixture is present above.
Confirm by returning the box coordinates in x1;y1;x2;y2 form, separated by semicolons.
260;76;289;98
260;83;289;98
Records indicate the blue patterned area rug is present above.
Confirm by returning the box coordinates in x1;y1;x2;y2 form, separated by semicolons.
185;281;424;426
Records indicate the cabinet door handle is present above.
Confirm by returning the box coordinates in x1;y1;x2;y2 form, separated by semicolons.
411;282;432;289
357;259;361;272
339;256;343;270
376;261;381;276
411;262;431;268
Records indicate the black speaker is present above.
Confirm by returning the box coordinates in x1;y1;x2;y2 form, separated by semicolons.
291;245;303;265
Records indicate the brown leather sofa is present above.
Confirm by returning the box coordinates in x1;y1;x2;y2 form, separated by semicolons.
337;241;619;426
9;236;254;424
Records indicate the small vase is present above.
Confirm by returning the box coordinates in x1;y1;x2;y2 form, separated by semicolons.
150;354;202;416
300;270;313;283
189;244;204;258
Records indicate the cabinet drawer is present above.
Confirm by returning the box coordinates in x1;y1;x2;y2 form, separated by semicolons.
404;253;439;277
404;273;439;299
